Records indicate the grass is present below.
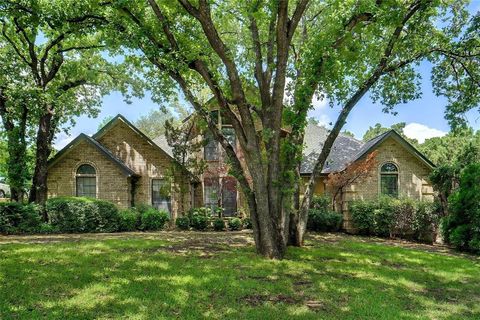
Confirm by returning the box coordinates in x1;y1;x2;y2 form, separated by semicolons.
0;232;479;320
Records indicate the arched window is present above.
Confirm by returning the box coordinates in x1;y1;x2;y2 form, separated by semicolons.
76;164;96;198
380;162;398;197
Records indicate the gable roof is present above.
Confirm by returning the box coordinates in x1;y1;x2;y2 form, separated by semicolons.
153;135;173;158
301;124;364;174
93;114;197;181
48;133;138;177
352;130;435;169
300;125;435;175
92;114;176;162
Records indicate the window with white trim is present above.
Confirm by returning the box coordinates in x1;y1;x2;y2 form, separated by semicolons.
76;164;96;198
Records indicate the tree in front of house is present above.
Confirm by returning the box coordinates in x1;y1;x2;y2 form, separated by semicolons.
326;151;378;211
164;117;206;215
442;163;480;253
99;0;479;258
135;102;190;139
0;1;141;207
424;129;480;216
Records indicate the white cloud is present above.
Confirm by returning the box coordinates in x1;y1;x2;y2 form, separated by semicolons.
53;132;93;150
317;114;331;127
311;95;328;110
403;123;447;143
53;133;75;150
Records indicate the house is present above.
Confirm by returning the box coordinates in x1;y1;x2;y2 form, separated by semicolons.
47;114;435;231
47;115;198;221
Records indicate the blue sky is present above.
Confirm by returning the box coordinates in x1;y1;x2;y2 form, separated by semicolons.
54;1;480;149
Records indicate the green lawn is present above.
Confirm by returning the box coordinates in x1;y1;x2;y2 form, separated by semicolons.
0;232;479;320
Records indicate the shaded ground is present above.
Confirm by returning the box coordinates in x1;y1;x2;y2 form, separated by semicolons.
0;232;479;319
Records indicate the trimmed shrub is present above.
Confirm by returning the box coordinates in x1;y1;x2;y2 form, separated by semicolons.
213;218;225;231
442;164;480;252
228;217;242;231
390;198;416;239
350;197;440;243
46;197;120;233
190;214;209;231
176;216;190;230
414;201;440;243
308;209;343;232
118;209;138;232
188;207;211;231
139;208;169;231
243;217;252;229
307;195;342;232
0;202;42;234
349;200;376;235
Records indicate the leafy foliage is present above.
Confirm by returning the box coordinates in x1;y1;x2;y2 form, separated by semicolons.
442;164;480;252
307;195;343;232
227;218;242;231
118;209;139;232
139;208;169;231
188;207;211;231
46;197;120;233
213;218;225;231
362;123;418;146
0;202;42;234
350;197;440;243
175;216;190;230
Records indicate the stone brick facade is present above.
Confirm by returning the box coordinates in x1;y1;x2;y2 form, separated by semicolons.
48;114;434;228
47;116;193;219
47;139;133;208
307;136;434;232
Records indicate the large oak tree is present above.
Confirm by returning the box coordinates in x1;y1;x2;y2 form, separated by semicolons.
0;0;140;207
98;0;479;258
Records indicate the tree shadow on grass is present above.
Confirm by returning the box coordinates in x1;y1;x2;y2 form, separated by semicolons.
0;233;479;319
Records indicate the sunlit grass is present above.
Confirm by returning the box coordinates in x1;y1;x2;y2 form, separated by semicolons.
0;232;479;319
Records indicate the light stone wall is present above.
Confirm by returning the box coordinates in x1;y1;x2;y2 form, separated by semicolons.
96;120;192;219
307;136;434;232
47;139;132;208
48;120;192;218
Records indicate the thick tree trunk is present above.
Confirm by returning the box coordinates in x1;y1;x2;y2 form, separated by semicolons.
29;112;53;215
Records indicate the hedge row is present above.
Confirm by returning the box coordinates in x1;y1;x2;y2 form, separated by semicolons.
175;207;251;231
307;196;343;232
0;197;169;234
349;197;441;243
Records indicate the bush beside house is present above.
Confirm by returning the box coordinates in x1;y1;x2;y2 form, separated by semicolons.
349;197;440;243
307;196;343;232
442;164;480;253
0;202;43;234
0;197;170;234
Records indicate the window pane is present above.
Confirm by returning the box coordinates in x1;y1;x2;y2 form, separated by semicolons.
381;174;398;197
204;133;219;160
152;179;171;213
222;177;237;216
76;177;96;198
204;178;219;210
381;163;398;173
222;127;236;151
77;164;96;175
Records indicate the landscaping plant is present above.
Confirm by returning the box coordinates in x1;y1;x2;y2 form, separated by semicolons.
442;164;480;252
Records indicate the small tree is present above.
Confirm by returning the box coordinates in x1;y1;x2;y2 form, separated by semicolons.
165;118;206;215
326;151;378;211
